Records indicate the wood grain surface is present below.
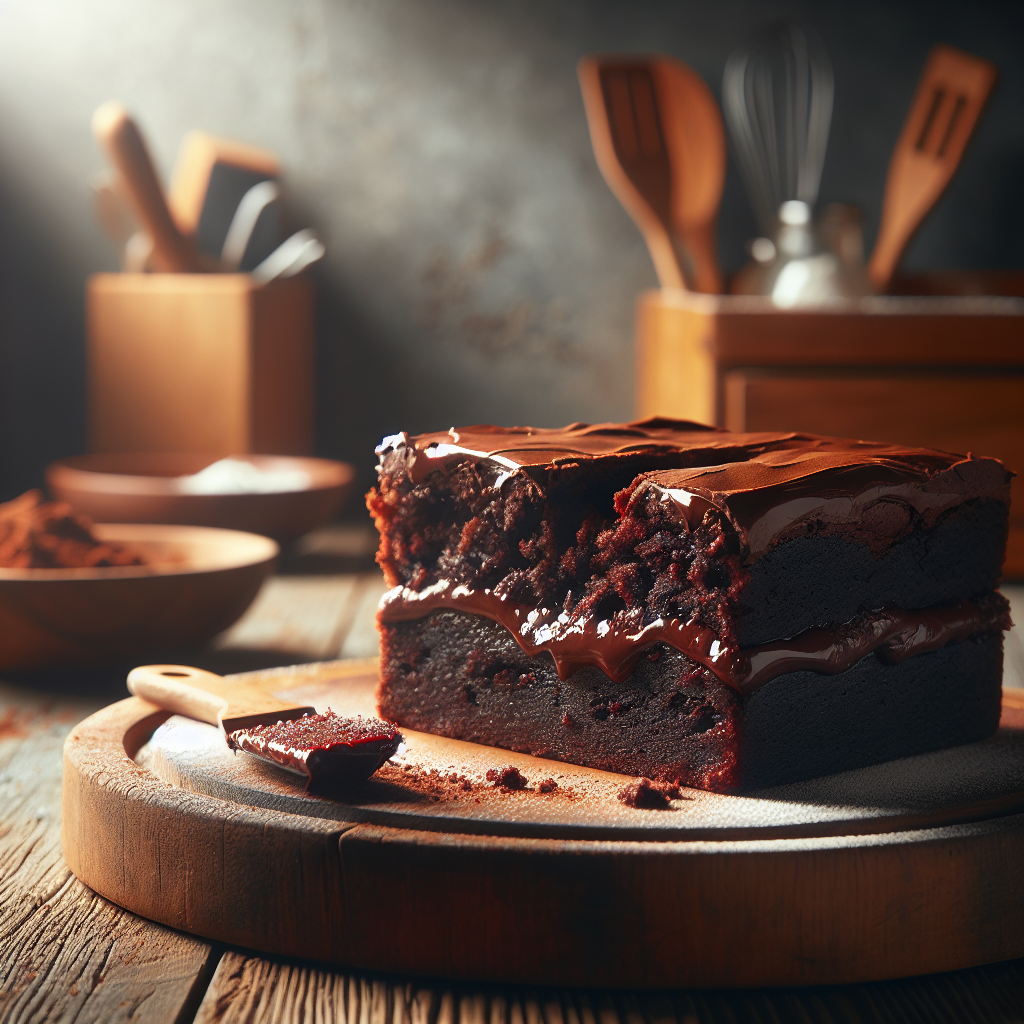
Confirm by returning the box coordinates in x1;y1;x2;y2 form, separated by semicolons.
192;952;1024;1024
2;547;1022;1022
0;684;216;1023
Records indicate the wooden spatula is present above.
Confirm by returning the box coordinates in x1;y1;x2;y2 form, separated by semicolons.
578;55;726;293
653;57;727;294
127;664;402;790
92;102;203;273
868;45;997;292
168;131;281;268
168;131;280;239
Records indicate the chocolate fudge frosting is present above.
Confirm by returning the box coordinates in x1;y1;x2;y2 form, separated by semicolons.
377;418;1011;562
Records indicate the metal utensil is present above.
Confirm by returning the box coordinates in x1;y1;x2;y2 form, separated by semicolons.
723;22;834;234
867;45;998;292
251;228;325;284
761;199;850;307
221;180;280;271
579;55;726;292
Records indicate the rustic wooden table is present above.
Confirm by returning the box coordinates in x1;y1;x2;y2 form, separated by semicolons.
2;527;1022;1024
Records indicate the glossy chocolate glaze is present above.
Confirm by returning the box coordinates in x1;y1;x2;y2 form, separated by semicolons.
226;711;403;790
377;418;1010;561
378;582;1008;696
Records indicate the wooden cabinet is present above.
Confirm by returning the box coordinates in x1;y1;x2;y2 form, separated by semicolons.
635;288;1024;577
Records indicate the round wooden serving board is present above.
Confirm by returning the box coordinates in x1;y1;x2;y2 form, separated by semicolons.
63;660;1024;989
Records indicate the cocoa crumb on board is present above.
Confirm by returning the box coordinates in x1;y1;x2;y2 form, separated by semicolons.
372;759;580;803
0;490;146;569
486;765;528;791
617;777;681;809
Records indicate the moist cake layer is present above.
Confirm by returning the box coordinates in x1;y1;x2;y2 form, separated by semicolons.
378;611;1004;790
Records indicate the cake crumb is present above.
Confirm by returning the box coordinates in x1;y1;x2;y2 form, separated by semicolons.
538;778;558;793
446;772;474;791
486;765;528;791
617;777;681;809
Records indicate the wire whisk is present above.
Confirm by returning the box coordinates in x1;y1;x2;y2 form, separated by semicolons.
723;22;834;233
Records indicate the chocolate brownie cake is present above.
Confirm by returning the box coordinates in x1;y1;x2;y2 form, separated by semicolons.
367;419;1011;791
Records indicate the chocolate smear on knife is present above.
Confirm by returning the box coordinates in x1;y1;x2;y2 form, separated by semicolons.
226;710;403;792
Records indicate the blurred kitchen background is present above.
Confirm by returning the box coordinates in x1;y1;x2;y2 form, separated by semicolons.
0;0;1021;503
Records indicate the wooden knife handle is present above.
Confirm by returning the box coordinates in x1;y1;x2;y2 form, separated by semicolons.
92;103;202;273
127;664;314;733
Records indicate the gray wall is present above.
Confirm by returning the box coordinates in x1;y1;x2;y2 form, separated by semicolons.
0;0;1021;504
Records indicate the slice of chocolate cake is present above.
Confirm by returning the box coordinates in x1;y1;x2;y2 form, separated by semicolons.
367;419;1011;791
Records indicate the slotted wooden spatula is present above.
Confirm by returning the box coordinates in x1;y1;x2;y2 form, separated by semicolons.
578;55;726;293
868;45;997;292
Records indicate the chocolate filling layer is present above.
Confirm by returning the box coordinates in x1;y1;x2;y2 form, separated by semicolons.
378;585;1008;696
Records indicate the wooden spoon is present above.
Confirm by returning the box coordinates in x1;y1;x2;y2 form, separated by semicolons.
578;55;726;293
91;102;203;273
868;45;997;292
127;664;402;790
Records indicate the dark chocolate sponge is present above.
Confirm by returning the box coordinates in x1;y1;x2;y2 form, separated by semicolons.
378;611;1004;791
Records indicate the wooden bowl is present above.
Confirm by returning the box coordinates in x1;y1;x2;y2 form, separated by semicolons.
0;524;277;672
46;454;355;543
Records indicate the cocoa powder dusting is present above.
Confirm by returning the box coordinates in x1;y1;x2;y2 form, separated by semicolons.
374;760;581;804
375;763;475;801
229;710;400;753
0;490;146;569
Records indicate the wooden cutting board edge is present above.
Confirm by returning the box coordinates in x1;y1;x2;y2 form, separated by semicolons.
61;661;1024;989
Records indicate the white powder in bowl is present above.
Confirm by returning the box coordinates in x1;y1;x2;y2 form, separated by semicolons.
175;458;311;495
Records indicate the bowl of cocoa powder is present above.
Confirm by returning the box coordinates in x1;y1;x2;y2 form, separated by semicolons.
0;491;277;672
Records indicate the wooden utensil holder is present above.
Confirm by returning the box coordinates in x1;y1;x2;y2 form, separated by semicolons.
87;273;314;456
635;287;1024;577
